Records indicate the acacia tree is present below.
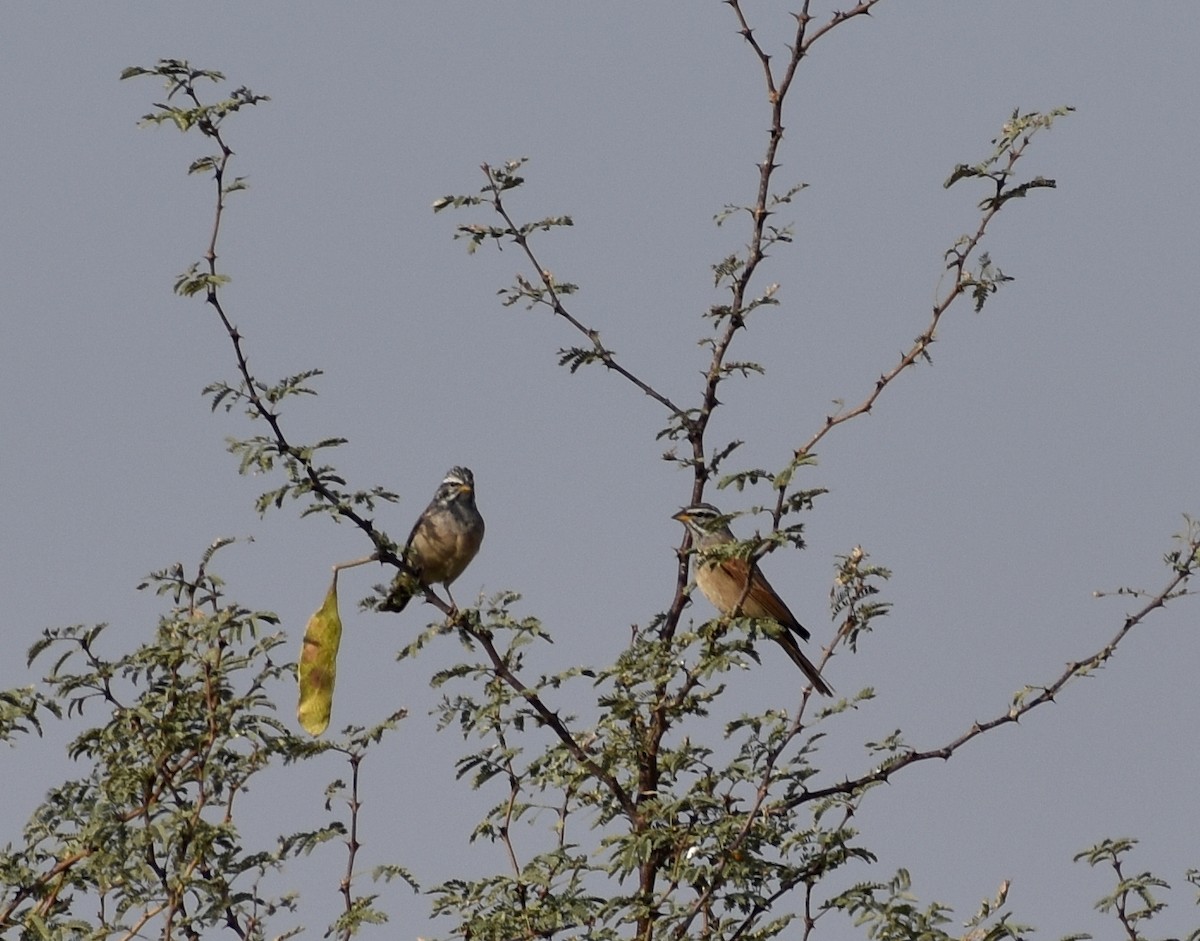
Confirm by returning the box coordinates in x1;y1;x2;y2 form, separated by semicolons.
2;4;1197;941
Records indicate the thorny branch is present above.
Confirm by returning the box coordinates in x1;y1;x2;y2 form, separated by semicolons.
338;752;364;941
670;1;886;628
133;63;448;613
478;166;690;423
646;5;885;938
130;67;638;868
468;627;638;821
790;127;1040;470
796;528;1200;807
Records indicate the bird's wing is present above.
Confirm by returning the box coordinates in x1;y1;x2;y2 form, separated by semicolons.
738;561;811;641
702;555;832;696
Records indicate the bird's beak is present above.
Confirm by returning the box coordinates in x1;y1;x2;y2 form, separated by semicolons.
671;509;690;523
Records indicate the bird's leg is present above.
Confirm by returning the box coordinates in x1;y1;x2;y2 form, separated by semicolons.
444;585;460;617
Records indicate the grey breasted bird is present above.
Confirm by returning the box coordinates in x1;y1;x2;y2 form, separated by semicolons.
382;466;484;612
673;503;833;696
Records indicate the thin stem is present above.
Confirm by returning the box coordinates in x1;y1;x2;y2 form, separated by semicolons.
497;732;523;877
339;752;364;941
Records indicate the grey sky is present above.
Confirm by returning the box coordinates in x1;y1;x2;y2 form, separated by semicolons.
3;3;1198;936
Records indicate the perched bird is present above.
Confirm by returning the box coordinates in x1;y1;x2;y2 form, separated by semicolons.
672;503;833;696
382;466;484;613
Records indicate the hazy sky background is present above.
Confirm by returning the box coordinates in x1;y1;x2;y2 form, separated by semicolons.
3;3;1198;937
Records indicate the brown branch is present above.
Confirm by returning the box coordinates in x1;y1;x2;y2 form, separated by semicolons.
796;536;1198;807
795;108;1057;465
338;752;363;941
0;849;92;928
794;187;1000;464
723;805;850;941
770;118;1042;528
479;166;689;422
661;0;817;650
468;627;638;821
116;903;169;941
669;683;818;940
1110;856;1142;941
690;2;887;507
497;732;523;878
797;1;886;54
650;9;887;937
173;73;441;609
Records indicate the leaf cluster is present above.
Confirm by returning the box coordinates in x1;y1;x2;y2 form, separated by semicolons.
832;871;1031;941
121;60;269;136
417;589;882;941
1073;838;1200;941
2;553;303;938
